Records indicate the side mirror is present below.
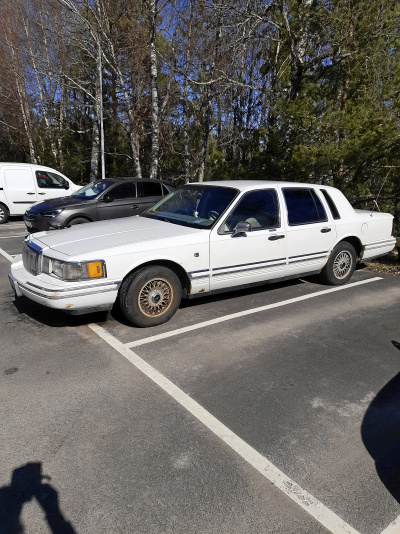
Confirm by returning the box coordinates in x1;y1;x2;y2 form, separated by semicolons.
232;221;251;238
64;181;70;190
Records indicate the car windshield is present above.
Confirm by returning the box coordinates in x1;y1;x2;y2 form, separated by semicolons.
72;180;115;200
141;184;238;229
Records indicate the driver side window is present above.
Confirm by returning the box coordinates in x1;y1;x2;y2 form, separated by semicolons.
224;189;280;232
36;171;66;189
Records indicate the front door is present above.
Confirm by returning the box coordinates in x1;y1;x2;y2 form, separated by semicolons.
210;189;287;291
34;170;71;201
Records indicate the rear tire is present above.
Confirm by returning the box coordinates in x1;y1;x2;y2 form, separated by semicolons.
119;266;182;327
0;204;9;224
319;242;356;285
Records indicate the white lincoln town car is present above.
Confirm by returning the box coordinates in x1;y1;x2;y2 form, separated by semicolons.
9;181;395;327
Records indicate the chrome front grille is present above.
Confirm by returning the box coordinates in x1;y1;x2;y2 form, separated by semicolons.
22;242;40;275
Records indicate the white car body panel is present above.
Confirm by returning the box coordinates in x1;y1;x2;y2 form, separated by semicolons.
9;180;395;319
0;163;80;216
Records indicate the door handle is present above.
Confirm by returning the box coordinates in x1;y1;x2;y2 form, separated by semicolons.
268;234;285;241
38;192;46;195
321;228;332;233
130;204;139;209
27;192;35;195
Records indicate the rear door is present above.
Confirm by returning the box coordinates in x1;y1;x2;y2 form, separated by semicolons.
3;166;37;214
136;180;164;212
97;182;139;220
282;187;336;276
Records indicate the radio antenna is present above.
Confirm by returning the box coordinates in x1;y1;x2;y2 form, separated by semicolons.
370;169;392;217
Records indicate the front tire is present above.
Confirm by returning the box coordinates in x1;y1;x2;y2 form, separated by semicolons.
119;266;182;327
68;217;90;226
0;203;10;224
319;242;356;285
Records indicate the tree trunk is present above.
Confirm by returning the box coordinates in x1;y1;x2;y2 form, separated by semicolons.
90;77;100;181
149;0;160;179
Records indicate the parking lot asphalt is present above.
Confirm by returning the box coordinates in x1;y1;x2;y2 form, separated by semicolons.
1;219;400;534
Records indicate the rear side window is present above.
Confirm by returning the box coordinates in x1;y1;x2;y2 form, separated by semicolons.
138;181;162;197
320;189;341;219
283;188;327;225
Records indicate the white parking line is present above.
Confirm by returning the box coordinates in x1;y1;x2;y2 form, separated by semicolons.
126;277;383;348
89;322;361;534
0;234;26;239
380;516;400;534
0;247;13;262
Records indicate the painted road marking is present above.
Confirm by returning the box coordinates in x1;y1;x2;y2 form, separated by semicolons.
126;277;383;348
0;247;13;262
90;322;361;534
380;516;400;534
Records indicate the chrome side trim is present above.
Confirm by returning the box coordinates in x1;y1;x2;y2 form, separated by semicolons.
364;239;395;248
188;269;210;280
212;262;286;277
26;280;122;292
288;251;329;260
213;258;286;272
19;283;119;300
288;254;328;265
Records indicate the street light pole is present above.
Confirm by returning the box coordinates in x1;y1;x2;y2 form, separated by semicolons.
98;38;105;180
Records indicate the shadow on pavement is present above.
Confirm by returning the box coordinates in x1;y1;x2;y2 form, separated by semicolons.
361;340;400;502
0;462;76;534
11;296;109;328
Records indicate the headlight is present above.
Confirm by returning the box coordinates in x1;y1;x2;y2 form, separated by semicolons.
42;256;106;281
41;209;64;218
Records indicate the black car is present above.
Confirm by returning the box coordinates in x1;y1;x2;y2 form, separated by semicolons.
24;177;175;233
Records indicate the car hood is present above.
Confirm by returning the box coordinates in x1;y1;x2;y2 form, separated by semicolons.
33;216;206;257
28;195;88;213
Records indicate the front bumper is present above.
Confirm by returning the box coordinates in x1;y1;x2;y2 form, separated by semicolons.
10;255;121;314
24;213;66;233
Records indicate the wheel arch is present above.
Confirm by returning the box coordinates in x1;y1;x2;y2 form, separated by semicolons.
0;201;10;223
120;260;191;298
65;214;93;225
335;236;363;259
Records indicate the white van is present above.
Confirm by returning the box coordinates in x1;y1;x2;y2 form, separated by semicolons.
0;163;80;223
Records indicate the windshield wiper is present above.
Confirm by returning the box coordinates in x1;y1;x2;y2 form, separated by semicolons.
142;213;172;223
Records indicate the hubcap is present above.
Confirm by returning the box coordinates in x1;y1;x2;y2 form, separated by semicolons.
138;278;174;318
333;251;352;279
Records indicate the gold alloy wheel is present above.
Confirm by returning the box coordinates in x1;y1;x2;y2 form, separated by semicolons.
138;277;174;318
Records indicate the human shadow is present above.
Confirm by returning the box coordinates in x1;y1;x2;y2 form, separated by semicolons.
361;341;400;502
0;462;76;534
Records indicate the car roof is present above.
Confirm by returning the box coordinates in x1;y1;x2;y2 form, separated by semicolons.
107;177;174;185
186;180;337;192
